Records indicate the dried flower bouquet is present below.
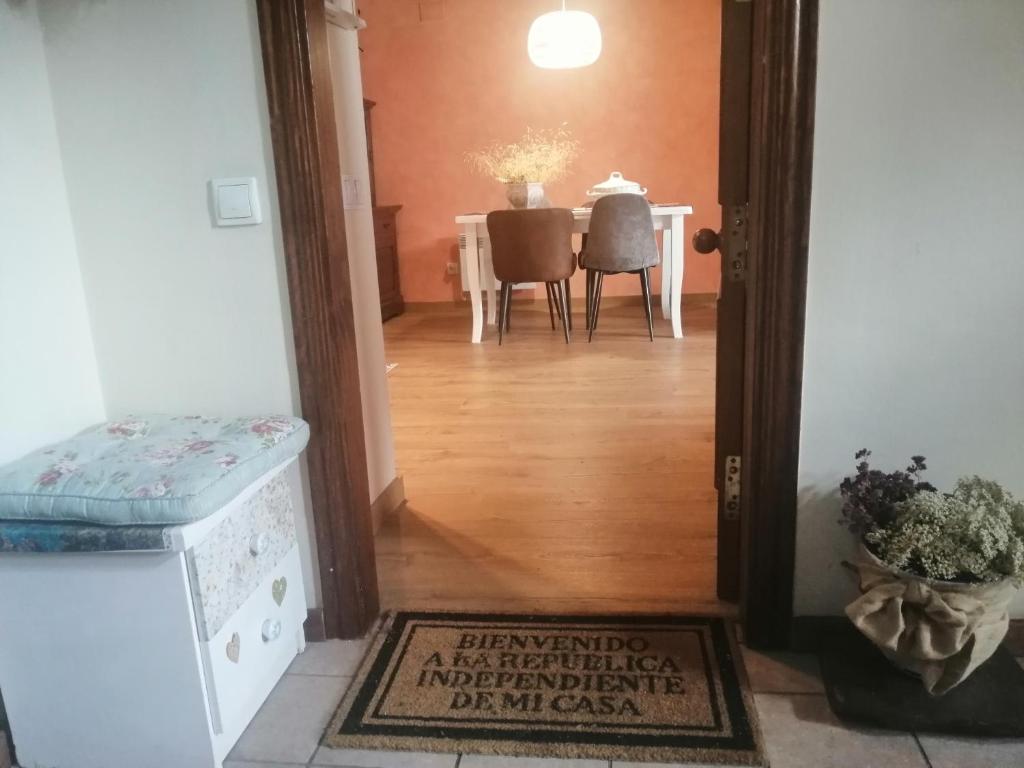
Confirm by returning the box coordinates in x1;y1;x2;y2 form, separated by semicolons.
466;126;580;185
838;450;1023;694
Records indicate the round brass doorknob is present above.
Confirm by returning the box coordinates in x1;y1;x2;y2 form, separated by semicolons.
692;228;721;254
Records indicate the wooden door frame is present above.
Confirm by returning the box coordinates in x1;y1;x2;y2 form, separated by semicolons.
740;0;819;648
256;0;379;639
255;0;819;647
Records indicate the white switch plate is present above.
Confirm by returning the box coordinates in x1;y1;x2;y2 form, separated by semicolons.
342;175;364;209
210;177;262;226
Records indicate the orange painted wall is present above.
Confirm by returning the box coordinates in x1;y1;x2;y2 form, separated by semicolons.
359;0;721;302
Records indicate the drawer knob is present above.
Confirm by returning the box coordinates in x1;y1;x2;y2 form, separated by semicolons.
249;533;269;556
261;618;282;643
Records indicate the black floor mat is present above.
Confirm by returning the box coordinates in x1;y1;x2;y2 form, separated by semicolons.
821;623;1024;737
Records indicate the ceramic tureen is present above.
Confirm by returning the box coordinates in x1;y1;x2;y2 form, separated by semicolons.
586;171;647;199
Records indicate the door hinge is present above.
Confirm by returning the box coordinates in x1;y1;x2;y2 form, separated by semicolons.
723;455;741;520
726;204;748;282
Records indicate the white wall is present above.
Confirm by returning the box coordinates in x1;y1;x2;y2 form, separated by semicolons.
327;8;398;503
33;0;320;605
795;0;1024;616
0;0;106;466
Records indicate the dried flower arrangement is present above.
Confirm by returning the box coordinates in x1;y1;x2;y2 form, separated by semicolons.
839;450;935;536
840;451;1023;694
840;450;1024;583
466;126;580;184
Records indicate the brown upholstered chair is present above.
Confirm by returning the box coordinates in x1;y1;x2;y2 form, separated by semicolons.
579;194;659;341
486;208;576;344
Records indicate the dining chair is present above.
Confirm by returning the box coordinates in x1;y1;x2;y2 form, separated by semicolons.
486;208;576;344
579;193;660;342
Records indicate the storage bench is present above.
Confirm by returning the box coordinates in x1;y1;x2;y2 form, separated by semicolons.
0;415;311;768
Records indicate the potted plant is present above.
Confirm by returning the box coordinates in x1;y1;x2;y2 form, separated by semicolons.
840;450;1024;695
466;126;580;209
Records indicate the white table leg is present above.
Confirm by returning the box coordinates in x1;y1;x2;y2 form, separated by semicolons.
482;238;497;326
464;223;483;343
660;227;672;320
670;215;685;338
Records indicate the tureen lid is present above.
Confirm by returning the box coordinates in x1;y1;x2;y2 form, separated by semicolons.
586;171;647;196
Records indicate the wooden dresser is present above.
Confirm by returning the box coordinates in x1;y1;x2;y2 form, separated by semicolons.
364;99;404;321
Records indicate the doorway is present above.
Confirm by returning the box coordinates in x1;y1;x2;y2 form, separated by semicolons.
362;0;726;616
255;0;818;648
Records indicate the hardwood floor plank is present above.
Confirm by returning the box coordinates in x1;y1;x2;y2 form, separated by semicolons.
378;299;733;617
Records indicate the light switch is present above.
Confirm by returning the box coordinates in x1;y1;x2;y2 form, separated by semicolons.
342;175;363;209
210;177;263;226
218;184;252;218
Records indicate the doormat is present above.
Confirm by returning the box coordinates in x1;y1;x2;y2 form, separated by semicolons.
324;612;764;765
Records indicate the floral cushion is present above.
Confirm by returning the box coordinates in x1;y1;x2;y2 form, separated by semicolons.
0;415;309;526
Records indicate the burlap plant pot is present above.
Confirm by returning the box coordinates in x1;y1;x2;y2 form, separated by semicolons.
845;544;1019;695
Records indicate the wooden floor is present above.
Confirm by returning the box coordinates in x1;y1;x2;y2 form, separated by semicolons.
377;296;734;616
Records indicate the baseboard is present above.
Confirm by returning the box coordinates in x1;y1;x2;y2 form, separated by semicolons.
402;301;465;313
556;294;717;308
791;616;1024;655
685;292;718;306
788;616;849;652
371;474;406;535
304;607;327;642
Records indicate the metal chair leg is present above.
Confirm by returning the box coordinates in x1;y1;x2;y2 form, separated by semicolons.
589;270;598;331
564;278;573;331
640;268;654;341
544;283;556;330
497;282;504;345
503;283;512;333
588;272;604;342
556;281;571;344
498;282;511;345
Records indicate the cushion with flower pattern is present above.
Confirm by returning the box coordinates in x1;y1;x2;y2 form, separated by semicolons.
0;415;309;526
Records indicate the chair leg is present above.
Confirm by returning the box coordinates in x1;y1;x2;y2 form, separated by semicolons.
564;278;573;331
556;281;571;344
497;282;504;344
589;270;598;331
503;283;512;333
640;267;654;341
588;272;605;342
544;283;556;330
498;282;510;345
551;281;562;326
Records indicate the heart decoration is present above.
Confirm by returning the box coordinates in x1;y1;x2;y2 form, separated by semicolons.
226;632;241;664
272;577;287;607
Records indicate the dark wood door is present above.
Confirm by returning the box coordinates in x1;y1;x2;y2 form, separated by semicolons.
696;0;754;602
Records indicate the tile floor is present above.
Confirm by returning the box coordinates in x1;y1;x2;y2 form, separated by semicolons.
219;640;1024;768
2;640;1019;768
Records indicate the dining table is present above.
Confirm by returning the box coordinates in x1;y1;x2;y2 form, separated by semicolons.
454;204;693;343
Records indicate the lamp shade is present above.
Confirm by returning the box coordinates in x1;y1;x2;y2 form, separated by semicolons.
527;9;602;70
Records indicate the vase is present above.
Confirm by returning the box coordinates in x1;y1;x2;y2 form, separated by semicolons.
844;543;1019;695
505;182;548;209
